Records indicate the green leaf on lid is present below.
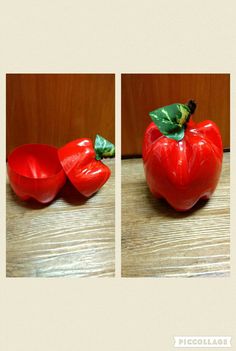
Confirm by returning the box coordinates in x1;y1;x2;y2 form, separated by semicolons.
149;103;191;141
94;134;115;160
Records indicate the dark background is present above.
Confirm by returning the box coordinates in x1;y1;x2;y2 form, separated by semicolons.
122;74;230;157
7;74;115;156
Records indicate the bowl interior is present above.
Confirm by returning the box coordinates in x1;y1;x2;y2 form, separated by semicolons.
8;144;62;179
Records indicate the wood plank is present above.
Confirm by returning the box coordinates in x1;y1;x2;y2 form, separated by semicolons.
122;74;230;155
7;74;115;156
6;160;115;278
122;153;230;277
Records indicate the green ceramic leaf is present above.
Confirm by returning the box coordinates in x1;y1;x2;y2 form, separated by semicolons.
94;134;115;160
149;103;191;141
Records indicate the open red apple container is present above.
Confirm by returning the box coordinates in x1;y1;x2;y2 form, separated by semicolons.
7;144;66;203
7;135;115;204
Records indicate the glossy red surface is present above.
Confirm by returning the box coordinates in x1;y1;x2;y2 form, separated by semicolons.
7;144;66;203
143;119;223;211
58;138;111;197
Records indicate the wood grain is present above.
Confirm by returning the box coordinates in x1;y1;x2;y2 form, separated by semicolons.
122;74;230;156
121;153;230;277
6;160;115;278
7;74;115;156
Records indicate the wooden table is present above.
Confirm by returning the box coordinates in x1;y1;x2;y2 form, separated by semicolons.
122;153;230;278
6;160;115;278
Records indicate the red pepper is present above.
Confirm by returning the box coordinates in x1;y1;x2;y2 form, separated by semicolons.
143;100;223;211
7;144;66;203
58;135;115;197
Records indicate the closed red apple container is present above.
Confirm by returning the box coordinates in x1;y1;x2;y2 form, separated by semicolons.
7;144;66;204
143;100;223;211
